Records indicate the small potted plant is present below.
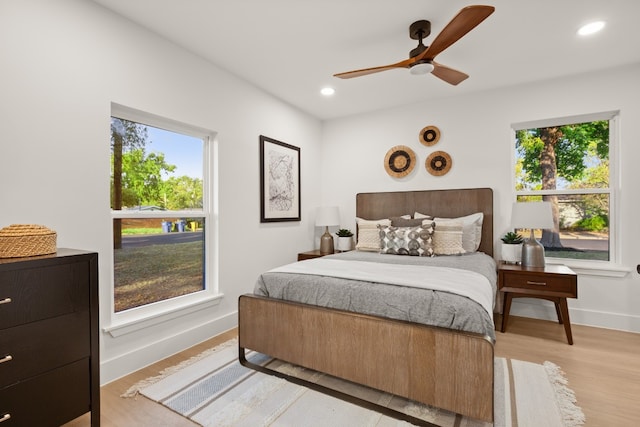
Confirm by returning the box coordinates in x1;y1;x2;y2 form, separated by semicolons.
335;228;354;252
500;231;524;263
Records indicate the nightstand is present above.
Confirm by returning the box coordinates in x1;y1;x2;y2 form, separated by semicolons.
297;250;335;261
498;263;578;344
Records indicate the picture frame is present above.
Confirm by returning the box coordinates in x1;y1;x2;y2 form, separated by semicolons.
259;135;301;222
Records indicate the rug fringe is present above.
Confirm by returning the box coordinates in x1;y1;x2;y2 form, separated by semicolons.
543;361;586;427
120;338;238;398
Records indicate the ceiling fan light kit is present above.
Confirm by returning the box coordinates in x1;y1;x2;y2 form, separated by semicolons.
334;5;495;85
410;62;435;75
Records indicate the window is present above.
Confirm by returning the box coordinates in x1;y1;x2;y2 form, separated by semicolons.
513;112;617;263
110;104;216;318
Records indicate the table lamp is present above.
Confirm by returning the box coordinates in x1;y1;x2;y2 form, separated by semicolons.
316;206;340;255
510;201;554;268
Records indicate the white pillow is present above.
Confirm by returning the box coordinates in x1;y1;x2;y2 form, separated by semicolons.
429;219;466;255
355;218;391;251
434;212;483;252
414;212;431;219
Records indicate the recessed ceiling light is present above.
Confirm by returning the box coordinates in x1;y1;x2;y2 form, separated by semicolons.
320;87;335;96
577;21;605;36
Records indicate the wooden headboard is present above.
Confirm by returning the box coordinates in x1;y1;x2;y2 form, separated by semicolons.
356;188;494;256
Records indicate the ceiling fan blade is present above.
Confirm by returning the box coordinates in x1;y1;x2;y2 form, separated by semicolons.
418;5;495;61
431;61;469;85
334;58;414;79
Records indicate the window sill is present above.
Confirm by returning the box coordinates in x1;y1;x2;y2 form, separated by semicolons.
104;293;224;338
547;259;630;278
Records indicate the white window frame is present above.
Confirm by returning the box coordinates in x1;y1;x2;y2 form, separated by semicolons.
105;103;221;337
511;111;627;277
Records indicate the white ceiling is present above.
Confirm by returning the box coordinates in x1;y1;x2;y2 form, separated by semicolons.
91;0;640;120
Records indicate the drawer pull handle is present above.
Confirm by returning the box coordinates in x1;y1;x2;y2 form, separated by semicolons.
0;355;12;364
0;297;11;305
0;413;10;423
527;280;547;286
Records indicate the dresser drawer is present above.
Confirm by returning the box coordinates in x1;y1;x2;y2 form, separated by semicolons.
0;262;90;329
0;358;91;427
501;271;577;296
0;310;89;388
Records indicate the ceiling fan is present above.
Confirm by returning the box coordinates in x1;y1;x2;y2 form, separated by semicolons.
334;5;495;85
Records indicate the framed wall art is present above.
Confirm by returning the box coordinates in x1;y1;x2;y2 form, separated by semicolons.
259;135;301;222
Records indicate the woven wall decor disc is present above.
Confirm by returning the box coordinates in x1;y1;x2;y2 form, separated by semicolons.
425;151;452;176
384;145;416;178
419;125;441;146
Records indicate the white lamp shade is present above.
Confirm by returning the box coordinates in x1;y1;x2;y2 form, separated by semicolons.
315;206;340;227
510;202;554;230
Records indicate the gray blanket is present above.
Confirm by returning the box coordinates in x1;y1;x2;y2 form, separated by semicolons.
254;251;497;341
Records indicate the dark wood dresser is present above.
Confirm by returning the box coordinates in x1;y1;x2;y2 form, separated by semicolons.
0;249;99;426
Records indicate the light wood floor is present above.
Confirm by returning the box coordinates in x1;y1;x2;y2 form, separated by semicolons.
65;317;640;426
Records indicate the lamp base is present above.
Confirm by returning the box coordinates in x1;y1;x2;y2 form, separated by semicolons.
319;227;334;255
521;232;546;268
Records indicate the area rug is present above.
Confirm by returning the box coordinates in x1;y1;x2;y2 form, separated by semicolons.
123;339;585;427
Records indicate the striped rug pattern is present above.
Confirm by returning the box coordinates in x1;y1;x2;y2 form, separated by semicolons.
124;339;585;427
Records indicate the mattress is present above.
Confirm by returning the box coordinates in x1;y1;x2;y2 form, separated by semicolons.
254;250;497;341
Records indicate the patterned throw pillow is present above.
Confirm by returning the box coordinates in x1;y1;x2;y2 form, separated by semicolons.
378;222;435;257
431;220;466;255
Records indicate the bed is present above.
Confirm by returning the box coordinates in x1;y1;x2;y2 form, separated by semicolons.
238;188;496;424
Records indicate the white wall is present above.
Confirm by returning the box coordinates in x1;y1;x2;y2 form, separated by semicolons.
0;0;323;383
321;63;640;333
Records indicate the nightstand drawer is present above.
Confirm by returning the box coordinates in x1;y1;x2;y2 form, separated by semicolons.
501;271;576;296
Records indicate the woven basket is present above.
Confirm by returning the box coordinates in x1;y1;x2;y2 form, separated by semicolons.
0;224;57;258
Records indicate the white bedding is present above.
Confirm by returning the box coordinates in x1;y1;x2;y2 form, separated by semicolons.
269;258;494;318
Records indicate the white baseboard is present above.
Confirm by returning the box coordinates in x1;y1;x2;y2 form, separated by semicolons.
509;299;640;334
100;311;237;385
